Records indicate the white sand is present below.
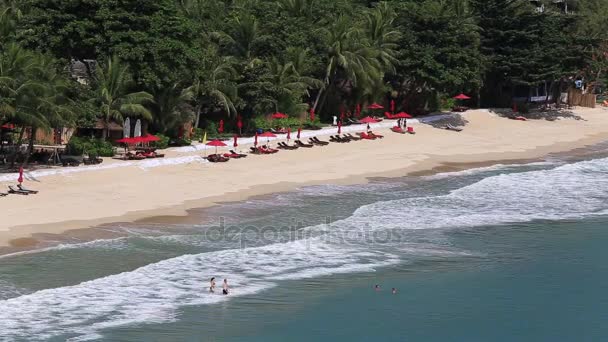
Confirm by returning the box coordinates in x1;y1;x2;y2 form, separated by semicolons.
2;108;608;245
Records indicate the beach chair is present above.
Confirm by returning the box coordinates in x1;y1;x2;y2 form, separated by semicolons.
250;147;263;154
368;131;384;139
229;150;248;158
357;132;376;140
312;137;330;145
407;127;416;134
277;142;298;150
8;186;29;195
391;126;405;134
295;140;314;148
0;192;7;197
260;146;279;154
18;184;38;194
345;134;361;141
207;154;229;163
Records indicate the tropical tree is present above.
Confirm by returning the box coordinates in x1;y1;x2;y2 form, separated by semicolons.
150;83;194;135
190;53;239;128
92;56;153;139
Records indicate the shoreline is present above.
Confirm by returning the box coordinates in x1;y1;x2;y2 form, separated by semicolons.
2;108;608;251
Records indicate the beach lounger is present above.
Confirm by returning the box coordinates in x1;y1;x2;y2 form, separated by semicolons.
368;131;384;139
406;127;416;134
207;154;229;162
260;146;279;154
250;147;263;154
512;116;527;121
345;134;361;141
295;140;314;148
391;126;405;134
0;192;7;197
445;124;463;132
18;184;38;194
357;132;376;140
277;142;298;150
308;138;328;146
8;186;29;195
312;137;330;145
229;150;248;158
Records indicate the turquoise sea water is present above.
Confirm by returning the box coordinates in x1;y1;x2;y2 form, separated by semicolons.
1;148;608;341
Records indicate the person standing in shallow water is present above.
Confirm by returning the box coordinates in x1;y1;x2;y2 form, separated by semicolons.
209;277;216;293
222;279;229;295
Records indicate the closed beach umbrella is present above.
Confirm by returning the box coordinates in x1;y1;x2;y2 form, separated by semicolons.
390;100;395;113
356;104;362;118
297;127;301;139
206;139;227;155
17;166;23;184
218;120;224;134
123;117;131;138
134;119;141;137
309;108;315;122
233;134;238;148
338;121;342;134
237;116;243;135
286;128;291;141
202;131;207;145
254;132;258;147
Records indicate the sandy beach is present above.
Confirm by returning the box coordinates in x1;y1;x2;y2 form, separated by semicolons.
2;108;608;247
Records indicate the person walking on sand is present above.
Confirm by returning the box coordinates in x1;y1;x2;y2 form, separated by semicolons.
222;279;229;295
209;277;216;293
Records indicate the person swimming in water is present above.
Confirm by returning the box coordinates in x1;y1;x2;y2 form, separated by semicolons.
209;277;216;293
374;284;381;291
392;288;397;294
222;279;229;295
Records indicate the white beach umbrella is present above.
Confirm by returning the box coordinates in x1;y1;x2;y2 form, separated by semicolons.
123;117;131;138
134;119;142;137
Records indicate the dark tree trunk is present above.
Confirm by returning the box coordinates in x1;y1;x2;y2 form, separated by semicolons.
21;126;37;167
9;126;25;169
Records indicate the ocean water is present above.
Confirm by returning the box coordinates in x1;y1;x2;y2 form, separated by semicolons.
1;149;608;341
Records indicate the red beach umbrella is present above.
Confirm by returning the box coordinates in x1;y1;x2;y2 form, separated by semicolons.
237;116;243;134
206;139;227;155
368;103;384;110
259;131;277;145
271;112;288;119
297;127;301;139
385;111;394;119
453;93;471;100
233;134;238;148
390;100;395;113
115;137;131;144
141;134;160;142
393;112;412;119
254;132;259;147
17;166;23;184
218;120;224;134
338;121;342;134
286;128;291;141
1;123;15;130
356;104;362;118
359;116;379;124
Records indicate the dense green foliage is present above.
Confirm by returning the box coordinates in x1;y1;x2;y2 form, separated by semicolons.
0;0;607;165
66;136;115;157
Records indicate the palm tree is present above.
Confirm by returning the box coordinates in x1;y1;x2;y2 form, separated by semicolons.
211;15;261;65
190;55;238;128
92;56;153;139
151;83;194;135
278;0;315;17
313;16;380;113
365;2;400;74
265;57;323;114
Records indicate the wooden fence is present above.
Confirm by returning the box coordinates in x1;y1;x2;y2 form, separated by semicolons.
568;89;596;108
